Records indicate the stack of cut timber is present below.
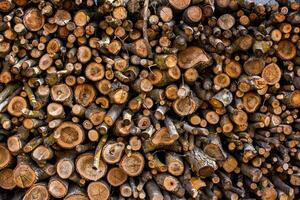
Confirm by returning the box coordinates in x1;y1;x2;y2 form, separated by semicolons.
0;0;299;199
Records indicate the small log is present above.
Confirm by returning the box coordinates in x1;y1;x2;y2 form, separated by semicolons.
7;96;27;117
261;63;282;85
0;168;16;190
56;152;76;179
183;6;202;24
120;152;145;177
164;117;179;140
169;0;190;10
272;175;294;198
240;164;262;183
145;180;164;200
222;155;238;173
54;122;85;149
178;46;212;69
0;144;12;170
87;181;110;200
13;160;48;188
209;89;233;108
75;153;107;181
276;40;296;60
107;167;128;187
186;147;217;178
48;176;69;198
85;62;105;81
217;14;235;30
159;6;173;23
165;153;184;176
203;134;227;161
102;140;125;164
104;104;124;126
23;8;45;31
23;183;49;200
74;83;96;107
64;185;89;200
242;92;261;113
172;96;200;117
154;173;185;197
243;57;265;76
120;183;132;197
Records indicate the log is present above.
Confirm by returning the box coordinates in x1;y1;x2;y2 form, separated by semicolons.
186;147;217;178
120;152;145;177
23;183;49;200
107;167;128;187
54;122;85;149
75;153;107;181
87;181;110;200
48;176;69;198
154;173;185;197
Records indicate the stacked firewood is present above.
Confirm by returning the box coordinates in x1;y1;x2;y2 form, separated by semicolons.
0;0;300;199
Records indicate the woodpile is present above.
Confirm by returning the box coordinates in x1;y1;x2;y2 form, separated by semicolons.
0;0;300;199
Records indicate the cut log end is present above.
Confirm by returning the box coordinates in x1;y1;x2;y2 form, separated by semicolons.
120;152;145;177
55;122;85;149
76;153;107;181
87;181;110;200
56;159;74;179
169;0;191;10
7;96;27;117
48;178;69;198
0;168;16;190
0;145;11;170
13;164;37;188
262;63;282;85
107;167;128;187
23;8;45;32
277;40;296;60
23;184;49;200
